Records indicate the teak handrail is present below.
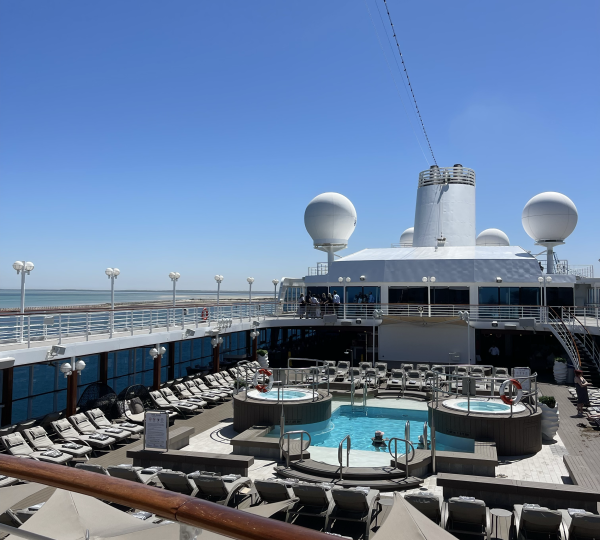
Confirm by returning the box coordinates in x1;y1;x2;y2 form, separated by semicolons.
0;455;330;540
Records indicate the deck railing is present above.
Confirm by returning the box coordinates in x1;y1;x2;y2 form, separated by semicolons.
0;454;330;540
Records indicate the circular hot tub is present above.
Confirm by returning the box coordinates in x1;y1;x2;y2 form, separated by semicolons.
443;398;526;414
246;388;316;401
233;388;332;432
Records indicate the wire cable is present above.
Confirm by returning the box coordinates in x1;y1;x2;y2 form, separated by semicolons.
363;0;430;166
381;0;438;165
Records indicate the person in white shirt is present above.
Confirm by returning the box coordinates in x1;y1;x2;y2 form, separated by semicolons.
333;290;341;316
489;345;500;363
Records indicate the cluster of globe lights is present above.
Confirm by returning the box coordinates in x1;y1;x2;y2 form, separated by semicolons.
12;261;34;274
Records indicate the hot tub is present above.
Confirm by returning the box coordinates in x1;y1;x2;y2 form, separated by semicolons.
443;398;526;414
245;388;316;401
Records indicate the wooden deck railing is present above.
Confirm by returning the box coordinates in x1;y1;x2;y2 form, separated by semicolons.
0;455;330;540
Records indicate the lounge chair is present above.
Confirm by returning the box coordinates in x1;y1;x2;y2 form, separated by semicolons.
329;487;381;540
86;408;143;437
443;497;491;539
1;432;73;465
405;370;423;391
559;508;600;540
306;367;321;384
213;372;234;388
194;380;230;400
204;375;234;395
401;363;414;372
177;383;219;405
495;367;509;377
404;492;443;524
287;483;335;530
320;367;337;383
417;364;429;374
149;390;194;417
432;365;447;380
423;370;435;390
75;463;110;475
170;386;208;408
335;361;350;381
23;426;93;460
158;470;198;496
69;413;129;443
190;473;253;506
470;367;485;377
375;363;388;383
387;369;405;390
221;371;237;385
106;465;161;485
513;504;563;540
359;362;371;375
51;419;116;452
160;388;203;412
122;397;146;424
364;368;379;388
455;366;468;376
254;479;296;503
0;475;19;488
347;367;364;388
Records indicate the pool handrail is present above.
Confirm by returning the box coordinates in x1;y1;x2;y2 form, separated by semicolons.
338;434;351;480
388;437;415;479
279;430;311;468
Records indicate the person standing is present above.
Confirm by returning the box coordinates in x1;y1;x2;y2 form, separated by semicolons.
311;293;320;318
298;293;306;319
574;369;590;416
488;344;500;364
333;290;341;316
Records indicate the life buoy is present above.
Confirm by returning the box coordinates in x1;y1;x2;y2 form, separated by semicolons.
201;308;209;321
252;368;272;387
499;378;523;406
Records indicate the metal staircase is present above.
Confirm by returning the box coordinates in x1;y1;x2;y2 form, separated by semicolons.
546;308;581;369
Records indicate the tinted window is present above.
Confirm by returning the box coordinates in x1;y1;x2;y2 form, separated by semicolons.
547;287;574;307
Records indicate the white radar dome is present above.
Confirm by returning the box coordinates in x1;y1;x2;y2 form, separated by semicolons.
399;227;414;247
476;228;510;246
304;192;357;249
522;192;578;242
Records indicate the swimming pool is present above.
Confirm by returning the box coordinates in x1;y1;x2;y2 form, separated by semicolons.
268;405;474;453
246;388;316;401
443;398;526;414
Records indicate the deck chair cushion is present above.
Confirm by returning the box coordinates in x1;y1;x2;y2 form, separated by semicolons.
3;433;32;455
448;497;486;523
521;507;562;530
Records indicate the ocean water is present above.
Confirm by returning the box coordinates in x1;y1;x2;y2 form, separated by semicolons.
0;289;273;309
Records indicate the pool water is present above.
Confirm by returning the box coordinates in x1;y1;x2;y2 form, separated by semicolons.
443;398;525;414
246;389;315;400
269;405;474;453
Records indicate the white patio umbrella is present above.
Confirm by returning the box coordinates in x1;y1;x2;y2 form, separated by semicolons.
5;489;179;540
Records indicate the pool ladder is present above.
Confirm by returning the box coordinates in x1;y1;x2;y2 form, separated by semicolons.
338;435;351;480
350;380;367;409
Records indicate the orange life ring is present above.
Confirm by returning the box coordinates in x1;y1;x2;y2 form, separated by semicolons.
201;308;209;321
256;384;268;393
499;378;523;405
258;368;272;377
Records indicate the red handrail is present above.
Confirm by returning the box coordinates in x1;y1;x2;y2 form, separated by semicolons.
0;455;330;540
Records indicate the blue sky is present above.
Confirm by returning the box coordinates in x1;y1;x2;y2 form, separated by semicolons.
1;0;598;291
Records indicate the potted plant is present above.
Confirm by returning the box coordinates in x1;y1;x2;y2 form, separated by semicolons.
256;349;269;368
539;395;559;441
553;357;568;384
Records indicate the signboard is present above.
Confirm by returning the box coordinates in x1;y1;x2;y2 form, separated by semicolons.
513;367;531;392
143;411;169;452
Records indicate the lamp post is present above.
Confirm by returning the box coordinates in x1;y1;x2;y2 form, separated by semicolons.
338;277;351;319
149;345;166;390
422;276;436;317
247;277;255;320
458;310;471;364
214;275;224;320
169;272;181;307
105;268;120;335
272;279;279;301
61;358;86;417
12;261;34;342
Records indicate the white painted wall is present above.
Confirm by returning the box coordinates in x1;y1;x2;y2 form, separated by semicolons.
378;322;474;364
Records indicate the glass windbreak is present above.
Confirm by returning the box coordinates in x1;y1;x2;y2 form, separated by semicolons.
344;286;380;303
431;287;470;305
389;287;428;304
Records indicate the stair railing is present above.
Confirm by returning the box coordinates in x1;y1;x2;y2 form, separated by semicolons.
569;312;600;373
547;307;581;369
279;430;312;468
338;435;351;481
388;437;416;480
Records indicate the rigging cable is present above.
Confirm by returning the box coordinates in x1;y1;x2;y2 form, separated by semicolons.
381;0;438;166
363;0;430;166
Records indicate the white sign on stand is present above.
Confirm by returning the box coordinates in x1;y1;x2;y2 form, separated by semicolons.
513;367;531;392
144;411;169;452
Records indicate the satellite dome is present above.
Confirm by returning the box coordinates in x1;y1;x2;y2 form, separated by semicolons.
399;227;414;247
522;192;578;242
304;192;356;248
476;228;510;246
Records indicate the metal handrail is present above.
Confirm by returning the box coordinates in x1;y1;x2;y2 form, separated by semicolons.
388;437;416;479
279;430;311;468
548;307;581;369
566;312;600;371
338;434;351;480
0;454;330;540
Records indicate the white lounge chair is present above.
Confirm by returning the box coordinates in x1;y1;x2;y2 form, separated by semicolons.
443;497;491;539
1;432;73;465
513;504;563;540
23;426;93;460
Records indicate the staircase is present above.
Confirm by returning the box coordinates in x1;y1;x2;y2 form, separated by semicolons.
573;333;600;386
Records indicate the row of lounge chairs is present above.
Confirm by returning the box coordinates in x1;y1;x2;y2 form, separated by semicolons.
403;491;600;540
0;408;142;465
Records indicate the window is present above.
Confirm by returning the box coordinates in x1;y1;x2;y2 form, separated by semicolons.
344;287;381;303
389;287;428;304
431;287;470;304
547;287;574;307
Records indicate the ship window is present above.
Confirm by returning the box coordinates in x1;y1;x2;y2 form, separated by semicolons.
431;287;470;304
478;287;499;305
520;288;540;306
345;287;381;303
389;287;428;304
546;287;574;307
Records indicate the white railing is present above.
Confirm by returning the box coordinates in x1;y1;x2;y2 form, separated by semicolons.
418;166;475;187
0;301;280;347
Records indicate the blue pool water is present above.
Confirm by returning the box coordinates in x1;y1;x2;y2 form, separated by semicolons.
249;389;313;400
269;405;474;453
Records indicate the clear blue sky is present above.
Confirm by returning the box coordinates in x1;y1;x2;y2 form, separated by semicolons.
1;1;598;291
